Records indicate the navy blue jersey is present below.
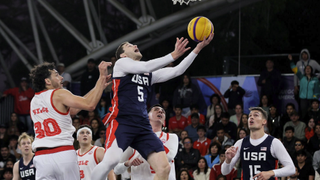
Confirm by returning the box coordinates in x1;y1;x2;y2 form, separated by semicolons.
103;73;153;127
19;156;36;180
240;135;278;180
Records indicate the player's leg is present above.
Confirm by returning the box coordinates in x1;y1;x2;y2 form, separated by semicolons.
33;154;56;180
147;151;171;180
91;139;123;179
55;150;80;180
91;120;126;179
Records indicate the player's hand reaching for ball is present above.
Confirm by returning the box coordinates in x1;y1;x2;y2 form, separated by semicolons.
193;33;214;54
225;146;237;164
171;37;191;60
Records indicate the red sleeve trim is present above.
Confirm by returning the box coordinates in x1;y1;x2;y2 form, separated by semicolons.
129;150;136;160
51;89;70;115
94;147;99;164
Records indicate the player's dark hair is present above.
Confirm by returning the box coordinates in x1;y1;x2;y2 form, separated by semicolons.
196;157;209;175
29;62;55;92
115;42;128;60
249;107;268;120
148;104;162;113
209;142;221;155
285;126;295;133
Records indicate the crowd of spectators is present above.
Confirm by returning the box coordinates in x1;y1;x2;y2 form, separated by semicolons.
1;48;320;180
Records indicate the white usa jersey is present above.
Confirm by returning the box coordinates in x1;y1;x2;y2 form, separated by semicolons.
30;89;75;151
130;132;178;180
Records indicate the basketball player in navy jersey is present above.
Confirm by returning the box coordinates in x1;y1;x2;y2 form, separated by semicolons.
92;34;214;180
222;107;295;180
13;133;35;180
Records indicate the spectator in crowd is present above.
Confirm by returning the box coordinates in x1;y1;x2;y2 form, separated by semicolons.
155;62;180;105
223;80;245;115
206;94;221;119
283;126;297;156
5;112;26;137
258;94;271;115
8;135;21;160
216;175;227;180
72;117;81;139
289;49;320;116
185;113;201;142
229;104;243;126
161;99;174;128
80;58;99;96
103;56;117;108
257;59;281;109
90;119;102;141
295;150;314;180
2;167;13;180
289;54;320;120
4;159;14;169
307;99;320;124
0;124;8;148
283;110;306;140
0;146;16;171
96;97;108;120
193;126;211;156
305;118;315;142
178;169;194;180
209;149;237;180
82;110;99;125
280;103;296;134
94;128;106;147
291;139;312;165
204;142;221;169
211;112;237;141
237;128;248;140
313;148;320;178
57;63;72;90
169;105;188;134
212;127;235;150
308;124;320;153
176;137;201;171
2;77;34;135
178;130;188;153
268;105;281;138
173;74;200;117
192;157;211;180
187;104;206;125
206;104;224;136
237;114;249;134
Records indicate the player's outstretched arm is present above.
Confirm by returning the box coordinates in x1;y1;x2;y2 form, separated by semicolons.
221;140;241;176
171;37;191;60
65;61;112;115
12;161;20;180
151;34;214;85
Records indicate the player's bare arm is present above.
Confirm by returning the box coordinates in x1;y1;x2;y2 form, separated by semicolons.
55;61;112;114
12;161;20;180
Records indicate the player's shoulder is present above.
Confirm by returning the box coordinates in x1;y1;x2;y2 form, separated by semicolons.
167;132;178;141
114;57;133;67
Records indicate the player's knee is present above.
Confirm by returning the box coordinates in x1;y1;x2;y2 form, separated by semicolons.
156;163;171;177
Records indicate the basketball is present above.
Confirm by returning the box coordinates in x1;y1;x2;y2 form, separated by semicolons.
187;16;214;42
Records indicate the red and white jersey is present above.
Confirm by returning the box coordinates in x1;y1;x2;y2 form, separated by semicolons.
30;89;75;151
129;132;178;180
77;146;99;180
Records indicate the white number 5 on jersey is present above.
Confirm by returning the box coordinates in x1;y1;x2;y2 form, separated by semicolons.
137;86;144;102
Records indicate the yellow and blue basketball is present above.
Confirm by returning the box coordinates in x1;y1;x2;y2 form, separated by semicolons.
187;16;214;42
